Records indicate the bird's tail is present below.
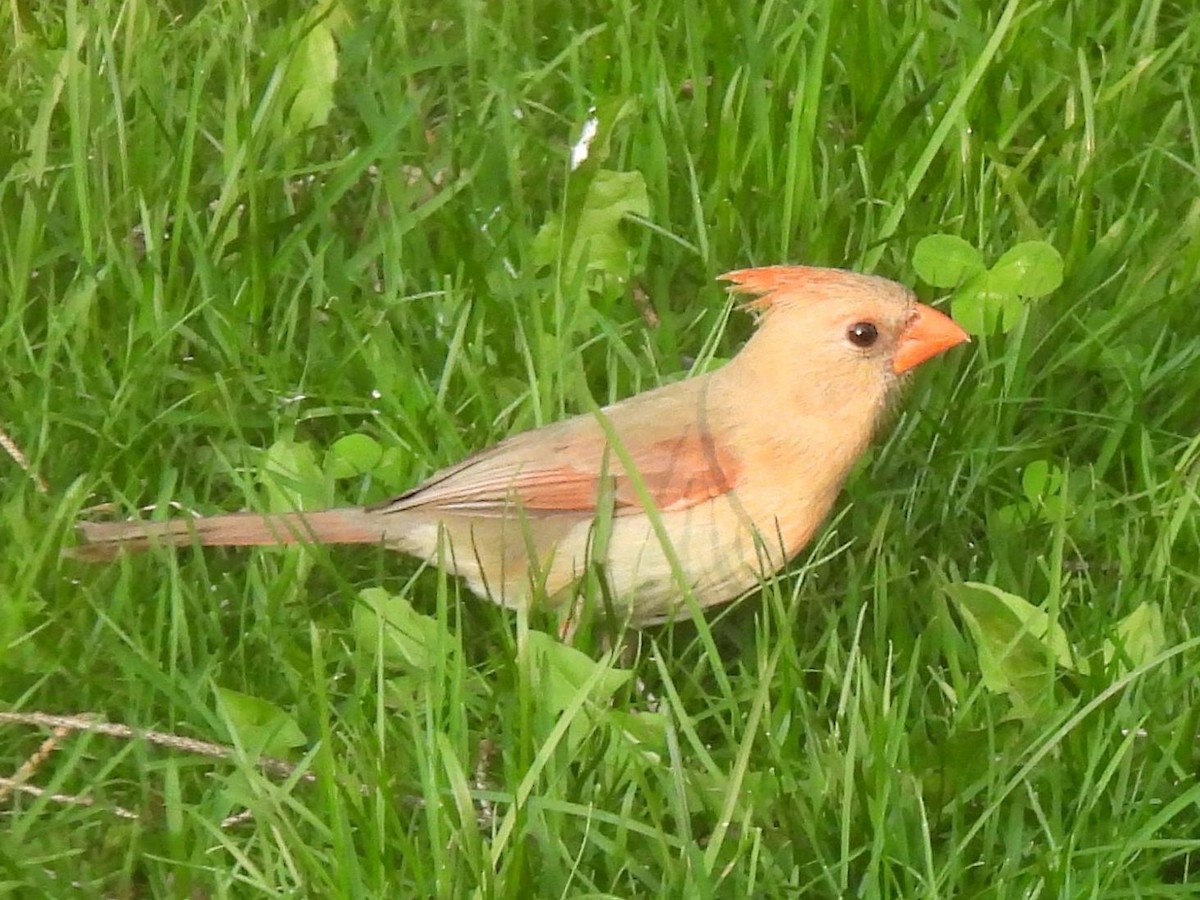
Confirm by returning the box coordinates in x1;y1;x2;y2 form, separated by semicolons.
72;509;386;561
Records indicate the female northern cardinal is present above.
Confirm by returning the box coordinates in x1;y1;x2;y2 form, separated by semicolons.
76;266;968;624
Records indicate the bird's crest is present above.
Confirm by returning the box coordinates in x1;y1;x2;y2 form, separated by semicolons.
720;265;880;312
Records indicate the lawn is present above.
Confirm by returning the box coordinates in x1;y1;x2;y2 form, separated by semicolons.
2;0;1199;896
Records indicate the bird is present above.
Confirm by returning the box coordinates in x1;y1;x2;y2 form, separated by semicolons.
75;266;969;625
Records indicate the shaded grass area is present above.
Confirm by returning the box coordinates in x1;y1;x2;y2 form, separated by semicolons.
2;0;1199;895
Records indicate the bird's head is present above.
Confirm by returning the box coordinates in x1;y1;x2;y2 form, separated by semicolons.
718;265;969;428
723;264;967;378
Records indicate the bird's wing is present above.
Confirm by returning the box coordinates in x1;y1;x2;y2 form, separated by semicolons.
371;383;740;519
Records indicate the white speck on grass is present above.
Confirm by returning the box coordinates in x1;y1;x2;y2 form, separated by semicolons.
480;205;501;233
279;393;308;405
371;389;382;399
570;115;599;171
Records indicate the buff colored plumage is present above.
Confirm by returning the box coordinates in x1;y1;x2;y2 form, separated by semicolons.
75;266;968;624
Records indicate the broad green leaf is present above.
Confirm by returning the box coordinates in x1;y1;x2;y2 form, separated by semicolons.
531;169;649;288
262;439;329;511
1022;459;1050;499
327;433;383;479
912;235;986;288
949;292;1017;336
284;15;339;135
525;630;634;755
992;502;1031;528
987;241;1064;298
996;294;1025;332
526;630;632;714
1104;602;1166;669
1022;459;1065;504
1021;460;1066;521
606;709;668;768
945;581;1080;718
949;293;986;336
354;587;442;671
216;687;307;758
951;274;1025;335
372;446;415;491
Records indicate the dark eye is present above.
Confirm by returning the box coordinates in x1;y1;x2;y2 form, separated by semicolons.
847;321;879;348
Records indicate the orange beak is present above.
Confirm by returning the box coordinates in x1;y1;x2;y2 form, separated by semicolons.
892;303;970;374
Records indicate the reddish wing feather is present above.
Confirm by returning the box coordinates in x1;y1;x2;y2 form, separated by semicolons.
515;431;739;513
616;430;739;511
381;429;740;516
499;468;607;512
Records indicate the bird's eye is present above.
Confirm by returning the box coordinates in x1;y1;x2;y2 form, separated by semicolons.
847;321;879;349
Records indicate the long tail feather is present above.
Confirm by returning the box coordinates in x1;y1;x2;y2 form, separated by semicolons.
72;509;386;561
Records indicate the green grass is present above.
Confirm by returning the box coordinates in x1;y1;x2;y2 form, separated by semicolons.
3;0;1200;896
